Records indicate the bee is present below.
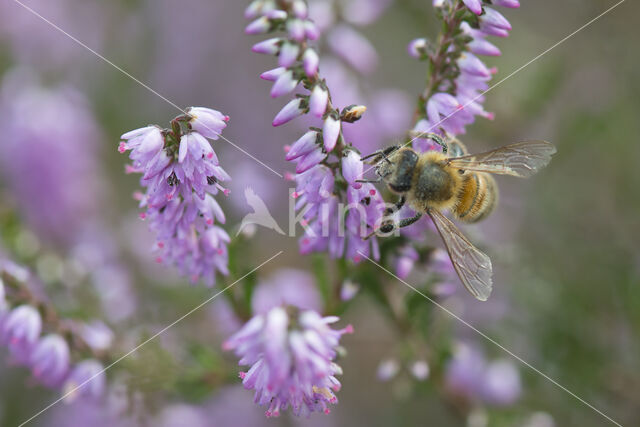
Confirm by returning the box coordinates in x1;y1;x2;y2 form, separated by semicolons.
361;134;556;301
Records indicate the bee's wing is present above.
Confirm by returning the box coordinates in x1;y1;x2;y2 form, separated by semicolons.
428;208;492;301
446;140;556;178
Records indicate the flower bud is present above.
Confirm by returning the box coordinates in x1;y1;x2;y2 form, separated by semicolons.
340;104;367;123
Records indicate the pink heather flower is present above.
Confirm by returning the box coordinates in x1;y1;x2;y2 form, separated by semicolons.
468;37;501;57
345;184;384;263
323;116;341;152
245;16;271;35
458;53;491;77
410;360;430;381
287;19;306;41
63;359;106;402
1;305;42;364
481;360;522;406
340;280;360;301
481;8;512;30
407;38;428;58
462;0;483;15
304;21;320;40
327;25;378;75
121;111;231;286
341;0;393;26
30;334;70;388
395;245;419;280
260;66;286;81
120;126;164;161
376;359;400;382
295;147;326;174
309;85;329;117
271;70;298;98
252;37;282;55
224;307;353;417
302;49;319;77
286;131;319;161
278;42;300;68
291;0;308;19
493;0;520;8
341;150;363;189
187;107;228;140
445;344;521;406
251;269;322;315
273;98;305;126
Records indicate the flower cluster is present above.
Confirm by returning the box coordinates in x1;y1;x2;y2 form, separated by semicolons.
0;260;107;400
119;108;231;286
0;69;103;246
444;342;522;406
224;306;352;417
409;0;519;143
246;0;386;262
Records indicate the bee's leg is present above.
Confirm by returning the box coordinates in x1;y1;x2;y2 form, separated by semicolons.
397;212;423;228
364;207;419;240
356;178;382;184
424;133;447;154
361;145;400;163
384;196;406;216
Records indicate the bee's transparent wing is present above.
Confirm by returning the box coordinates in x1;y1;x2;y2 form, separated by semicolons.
446;140;556;178
428;209;492;301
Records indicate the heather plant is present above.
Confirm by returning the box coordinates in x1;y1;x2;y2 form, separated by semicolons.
0;0;633;426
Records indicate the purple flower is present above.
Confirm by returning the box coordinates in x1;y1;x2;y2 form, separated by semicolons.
223;307;353;417
341;150;363;189
30;334;70;388
0;73;104;246
408;38;428;58
1;305;42;364
493;0;520;8
327;24;378;75
63;359;106;402
395;245;419;279
251;269;322;315
273;98;305;126
462;0;483;15
187;107;229;140
302;49;319;77
323;115;341;152
285;131;319;161
481;359;522;406
445;343;522;407
309;85;329;117
120;109;232;286
271;70;298;98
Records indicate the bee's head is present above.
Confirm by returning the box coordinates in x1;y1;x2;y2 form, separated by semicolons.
377;148;418;194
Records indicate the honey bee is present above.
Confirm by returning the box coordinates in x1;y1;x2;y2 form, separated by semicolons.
361;135;556;301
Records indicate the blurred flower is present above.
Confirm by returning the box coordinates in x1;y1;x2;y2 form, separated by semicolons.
445;343;522;406
120;108;231;286
224;307;353;417
395;246;419;279
30;334;70;388
481;359;522;406
0;70;104;246
410;360;430;381
377;358;400;382
251;269;322;315
1;305;42;364
340;280;360;301
63;359;106;402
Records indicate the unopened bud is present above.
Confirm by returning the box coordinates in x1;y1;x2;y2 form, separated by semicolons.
340;104;367;123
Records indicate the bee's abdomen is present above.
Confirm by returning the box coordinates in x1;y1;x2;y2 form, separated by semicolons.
454;173;498;223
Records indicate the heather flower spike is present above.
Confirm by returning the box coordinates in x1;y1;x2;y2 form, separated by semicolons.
247;0;384;262
224;306;353;417
119;108;232;286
